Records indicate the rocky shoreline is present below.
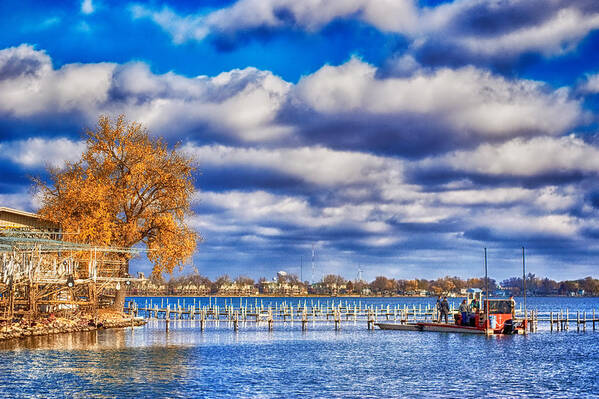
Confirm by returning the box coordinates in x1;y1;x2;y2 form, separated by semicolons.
0;311;146;341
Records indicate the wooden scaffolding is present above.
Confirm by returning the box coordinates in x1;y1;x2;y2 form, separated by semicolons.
0;230;141;323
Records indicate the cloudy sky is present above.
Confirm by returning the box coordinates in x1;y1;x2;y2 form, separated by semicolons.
2;0;599;282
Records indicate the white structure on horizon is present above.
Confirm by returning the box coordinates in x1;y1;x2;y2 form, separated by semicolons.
276;270;287;281
357;267;363;282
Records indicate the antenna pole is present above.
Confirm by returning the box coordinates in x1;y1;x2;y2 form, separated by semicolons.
311;244;315;284
523;246;527;335
484;248;489;332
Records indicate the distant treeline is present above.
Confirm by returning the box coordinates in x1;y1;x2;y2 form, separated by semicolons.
130;272;599;297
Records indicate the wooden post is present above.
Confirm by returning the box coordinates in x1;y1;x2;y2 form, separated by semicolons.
334;310;340;331
268;308;273;331
233;311;238;332
566;309;569;331
583;311;586;332
559;310;562;332
28;283;37;322
166;305;170;331
8;284;14;324
550;312;553;332
302;310;307;332
200;310;205;332
594;309;596;332
577;311;580;333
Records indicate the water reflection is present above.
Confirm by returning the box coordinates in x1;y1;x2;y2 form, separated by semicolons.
0;317;598;398
0;330;100;351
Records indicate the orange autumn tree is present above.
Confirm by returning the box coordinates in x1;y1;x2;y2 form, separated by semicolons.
35;115;199;309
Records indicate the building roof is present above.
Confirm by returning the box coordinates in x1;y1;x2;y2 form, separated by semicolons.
467;288;483;293
0;206;60;230
0;207;41;219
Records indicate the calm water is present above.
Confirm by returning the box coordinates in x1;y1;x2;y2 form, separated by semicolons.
1;297;598;398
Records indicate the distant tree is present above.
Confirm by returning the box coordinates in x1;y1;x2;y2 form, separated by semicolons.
213;275;232;293
35;115;198;309
353;280;368;294
559;281;580;295
429;285;443;296
370;276;394;294
416;279;430;291
189;274;212;287
538;278;559;295
404;279;419;292
580;277;599;295
322;274;346;286
439;277;456;294
346;280;354;293
235;276;255;286
467;277;484;289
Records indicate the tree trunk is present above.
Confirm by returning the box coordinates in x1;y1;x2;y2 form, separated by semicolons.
111;258;129;312
112;287;127;312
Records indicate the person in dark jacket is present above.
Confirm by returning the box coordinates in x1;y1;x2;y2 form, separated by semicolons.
470;298;480;313
459;299;469;325
440;297;450;323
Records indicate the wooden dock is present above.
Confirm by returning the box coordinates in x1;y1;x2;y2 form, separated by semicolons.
124;299;599;333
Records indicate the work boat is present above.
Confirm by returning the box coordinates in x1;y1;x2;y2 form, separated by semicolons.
376;295;526;335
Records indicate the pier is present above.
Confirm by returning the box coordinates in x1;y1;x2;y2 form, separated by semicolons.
124;299;599;333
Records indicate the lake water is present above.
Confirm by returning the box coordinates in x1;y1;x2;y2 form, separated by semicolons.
1;296;598;398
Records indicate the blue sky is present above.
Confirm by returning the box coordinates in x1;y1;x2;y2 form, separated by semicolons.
2;0;599;282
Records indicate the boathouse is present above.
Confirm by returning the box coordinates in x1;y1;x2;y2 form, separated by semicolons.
0;206;140;322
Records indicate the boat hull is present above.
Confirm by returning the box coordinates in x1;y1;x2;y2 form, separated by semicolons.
376;322;497;334
375;323;422;331
419;323;486;334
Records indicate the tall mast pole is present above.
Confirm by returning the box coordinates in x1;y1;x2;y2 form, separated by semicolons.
311;244;315;284
484;248;489;331
300;256;303;282
523;246;527;335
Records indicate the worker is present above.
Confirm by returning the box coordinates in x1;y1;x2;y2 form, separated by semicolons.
470;297;480;313
509;295;516;317
435;296;442;322
440;297;450;323
459;299;469;326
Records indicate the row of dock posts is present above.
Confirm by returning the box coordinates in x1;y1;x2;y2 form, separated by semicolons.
132;300;449;330
548;309;597;332
129;300;598;334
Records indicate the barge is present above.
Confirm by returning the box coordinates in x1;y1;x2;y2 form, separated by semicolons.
376;297;526;335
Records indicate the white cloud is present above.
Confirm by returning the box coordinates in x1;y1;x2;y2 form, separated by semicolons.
0;45;292;142
180;143;403;187
130;4;208;43
580;72;599;93
451;8;599;57
423;135;599;176
470;210;581;238
1;46;582;150
0;45;115;117
295;58;581;139
0;138;86;168
0;192;39;211
81;0;94;14
130;0;418;44
128;0;599;61
438;188;534;206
